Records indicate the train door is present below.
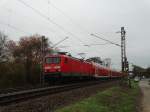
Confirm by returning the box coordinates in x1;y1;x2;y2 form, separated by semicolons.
94;65;99;78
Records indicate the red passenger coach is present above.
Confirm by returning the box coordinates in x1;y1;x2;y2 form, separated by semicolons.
92;63;111;78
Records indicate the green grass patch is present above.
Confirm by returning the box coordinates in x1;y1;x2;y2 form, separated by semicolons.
55;82;139;112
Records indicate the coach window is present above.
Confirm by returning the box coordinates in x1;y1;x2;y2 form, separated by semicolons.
64;58;68;63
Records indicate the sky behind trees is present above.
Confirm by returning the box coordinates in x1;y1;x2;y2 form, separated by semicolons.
0;0;150;69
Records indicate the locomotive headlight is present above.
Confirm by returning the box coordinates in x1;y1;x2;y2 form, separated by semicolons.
54;66;61;69
45;66;51;69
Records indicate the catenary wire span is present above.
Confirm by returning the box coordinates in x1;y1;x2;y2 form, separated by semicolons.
16;0;85;46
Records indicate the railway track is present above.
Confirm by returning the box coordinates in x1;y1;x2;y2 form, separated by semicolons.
0;80;117;106
0;85;43;94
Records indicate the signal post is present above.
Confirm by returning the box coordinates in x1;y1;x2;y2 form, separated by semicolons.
120;27;130;87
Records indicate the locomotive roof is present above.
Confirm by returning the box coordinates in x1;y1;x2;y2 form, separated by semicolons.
45;54;91;63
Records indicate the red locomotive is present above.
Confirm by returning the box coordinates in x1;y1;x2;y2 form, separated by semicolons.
44;54;125;81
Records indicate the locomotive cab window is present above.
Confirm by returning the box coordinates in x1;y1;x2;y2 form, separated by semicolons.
45;57;61;64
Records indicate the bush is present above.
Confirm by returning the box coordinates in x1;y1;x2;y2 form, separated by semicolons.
0;61;42;89
0;62;26;88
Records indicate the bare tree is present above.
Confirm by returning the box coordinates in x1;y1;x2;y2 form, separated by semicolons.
7;35;51;83
0;31;9;63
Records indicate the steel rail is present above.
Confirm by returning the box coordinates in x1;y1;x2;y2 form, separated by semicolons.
0;80;108;106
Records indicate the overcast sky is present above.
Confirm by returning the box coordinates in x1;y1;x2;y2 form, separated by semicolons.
0;0;150;70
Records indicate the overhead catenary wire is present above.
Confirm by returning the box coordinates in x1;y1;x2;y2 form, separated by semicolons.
91;34;121;47
0;1;88;58
16;0;85;45
44;0;121;50
47;0;124;53
51;36;69;48
44;0;122;43
84;42;110;47
44;0;91;35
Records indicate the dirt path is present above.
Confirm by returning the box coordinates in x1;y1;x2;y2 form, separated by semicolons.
139;79;150;112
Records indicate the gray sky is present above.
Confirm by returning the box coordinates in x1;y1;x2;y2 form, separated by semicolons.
0;0;150;69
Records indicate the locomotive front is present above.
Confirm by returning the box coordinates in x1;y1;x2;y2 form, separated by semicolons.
44;55;62;79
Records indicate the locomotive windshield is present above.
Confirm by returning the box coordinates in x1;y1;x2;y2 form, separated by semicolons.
45;57;61;64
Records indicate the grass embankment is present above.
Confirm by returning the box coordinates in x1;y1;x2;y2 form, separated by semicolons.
56;82;139;112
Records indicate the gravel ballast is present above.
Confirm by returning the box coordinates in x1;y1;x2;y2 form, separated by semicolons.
0;81;118;112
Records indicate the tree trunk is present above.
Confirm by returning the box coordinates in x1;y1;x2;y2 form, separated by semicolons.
25;58;32;84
